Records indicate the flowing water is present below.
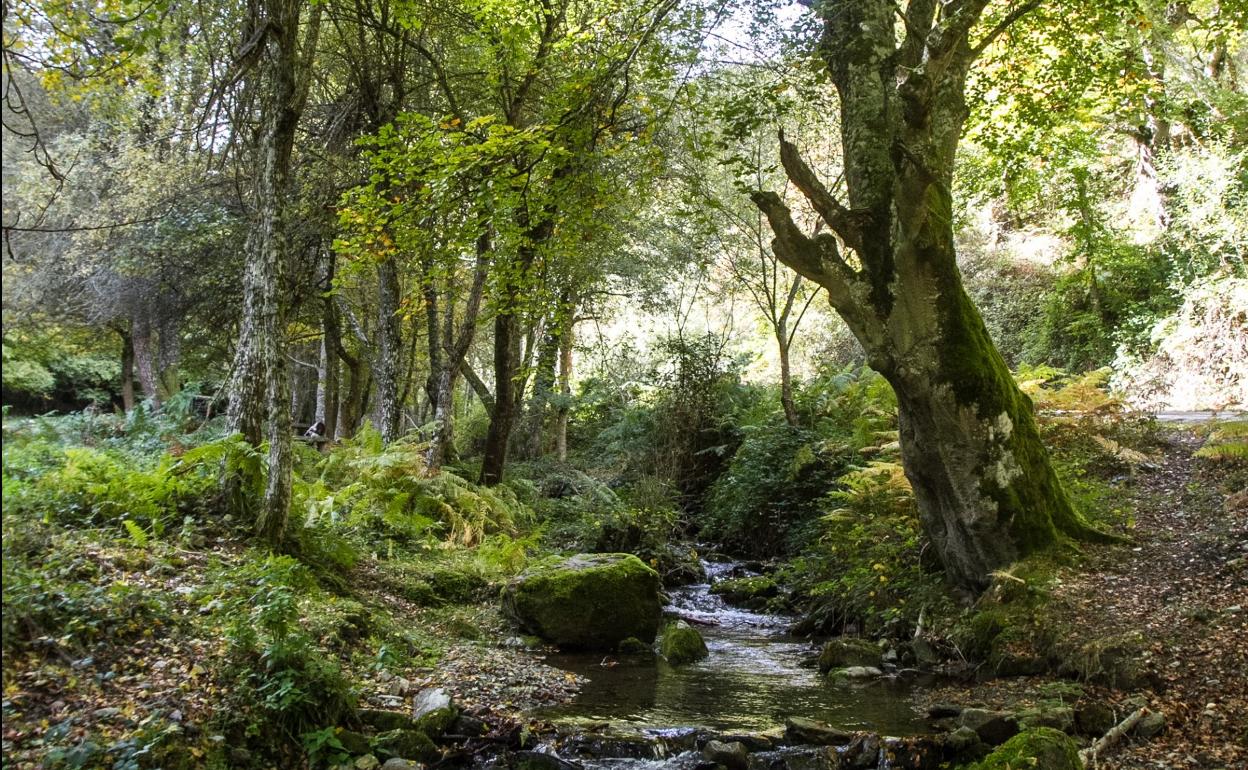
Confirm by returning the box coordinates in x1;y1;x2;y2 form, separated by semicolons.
537;559;926;736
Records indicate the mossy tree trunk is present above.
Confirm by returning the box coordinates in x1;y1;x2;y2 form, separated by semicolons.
752;0;1104;589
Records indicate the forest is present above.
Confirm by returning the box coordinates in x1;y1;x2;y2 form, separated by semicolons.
2;0;1246;768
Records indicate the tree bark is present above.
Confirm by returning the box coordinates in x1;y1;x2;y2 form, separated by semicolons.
777;332;797;428
119;328;135;413
225;0;322;544
374;255;402;443
521;317;560;459
751;0;1105;589
132;314;161;405
479;305;522;485
555;317;573;463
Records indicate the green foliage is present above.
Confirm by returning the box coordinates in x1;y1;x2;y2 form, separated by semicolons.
1195;421;1248;463
208;555;356;753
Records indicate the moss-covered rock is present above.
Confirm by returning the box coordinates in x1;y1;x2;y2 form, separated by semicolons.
660;621;709;665
618;637;651;654
502;553;662;650
967;727;1081;770
817;637;881;673
709;576;779;609
372;729;439;762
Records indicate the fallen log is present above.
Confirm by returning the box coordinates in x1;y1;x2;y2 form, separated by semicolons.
1079;706;1149;766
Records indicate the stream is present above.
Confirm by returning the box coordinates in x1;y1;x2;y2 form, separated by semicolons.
536;558;927;738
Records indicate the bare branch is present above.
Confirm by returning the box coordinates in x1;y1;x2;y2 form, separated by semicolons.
777;131;864;250
972;0;1043;57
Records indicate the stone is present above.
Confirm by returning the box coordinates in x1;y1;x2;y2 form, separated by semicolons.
817;639;881;673
618;637;651;654
502;553;662;650
966;727;1080;770
411;688;456;737
841;733;880;769
513;750;584;770
958;708;1019;746
909;637;940;666
784;717;852;746
450;714;488;737
702;740;750;770
661;622;710;665
838;666;882;679
358;709;415;732
944;726;986;760
927;703;963;719
381;760;421;770
355;755;381;770
337;729;373;755
1018;705;1074;733
1072;701;1113;736
709;577;780;610
372;729;439;763
1133;710;1166;739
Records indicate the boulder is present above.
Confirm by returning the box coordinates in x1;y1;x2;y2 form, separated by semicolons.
358;709;415;732
702;740;749;770
661;622;710;665
842;733;881;769
618;637;651;655
817;639;881;673
1073;701;1114;737
411;688;456;737
337;728;373;755
513;750;584;770
784;717;852;746
944;726;987;761
709;576;780;610
381;760;422;770
1133;710;1166;739
965;727;1080;770
356;756;381;770
958;708;1019;746
502;554;662;650
373;729;439;763
1018;705;1074;734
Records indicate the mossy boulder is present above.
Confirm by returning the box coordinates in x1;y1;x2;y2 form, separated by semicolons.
966;727;1081;770
660;622;709;665
709;576;779;609
372;729;439;762
618;637;651;654
817;638;881;673
502;553;662;650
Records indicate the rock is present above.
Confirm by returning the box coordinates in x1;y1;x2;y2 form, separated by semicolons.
618;637;651;654
513;750;584;770
661;622;710;665
817;639;881;673
1073;701;1114;737
411;688;456;736
337;729;373;755
450;714;488;737
1018;705;1074;733
826;666;882;683
909;637;940;666
966;727;1080;770
841;733;880;769
709;576;780;610
1133;710;1166;739
714;732;777;752
381;760;421;770
93;707;122;720
502;553;663;650
356;755;381;770
703;740;750;770
958;708;1019;746
359;709;415;732
373;729;440;763
761;746;842;770
944;726;986;760
784;717;852;746
927;703;963;719
883;735;955;769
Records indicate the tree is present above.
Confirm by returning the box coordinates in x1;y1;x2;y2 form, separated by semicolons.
750;0;1110;589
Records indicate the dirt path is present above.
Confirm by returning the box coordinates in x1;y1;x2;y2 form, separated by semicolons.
1078;431;1247;768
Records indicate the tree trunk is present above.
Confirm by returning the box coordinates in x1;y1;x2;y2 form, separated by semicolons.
119;329;136;413
751;0;1106;589
479;307;521;485
132;314;161;405
226;0;321;544
374;255;402;443
555;318;573;463
339;355;368;440
521;319;560;459
777;333;798;427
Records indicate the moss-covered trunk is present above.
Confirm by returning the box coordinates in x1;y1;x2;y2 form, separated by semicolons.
752;0;1104;588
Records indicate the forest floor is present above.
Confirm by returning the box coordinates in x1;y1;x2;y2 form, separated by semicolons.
918;427;1248;768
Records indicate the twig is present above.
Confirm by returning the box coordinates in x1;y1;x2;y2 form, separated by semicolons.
1079;706;1150;766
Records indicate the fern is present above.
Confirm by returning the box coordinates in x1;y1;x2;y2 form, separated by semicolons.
1196;421;1248;463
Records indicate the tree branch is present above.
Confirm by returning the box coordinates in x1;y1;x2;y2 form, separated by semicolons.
972;0;1043;57
777;131;864;250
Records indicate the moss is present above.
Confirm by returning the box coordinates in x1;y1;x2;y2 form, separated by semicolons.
817;638;881;673
618;636;651;654
372;729;439;762
502;553;662;649
965;727;1080;770
660;622;709;665
709;576;779;609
